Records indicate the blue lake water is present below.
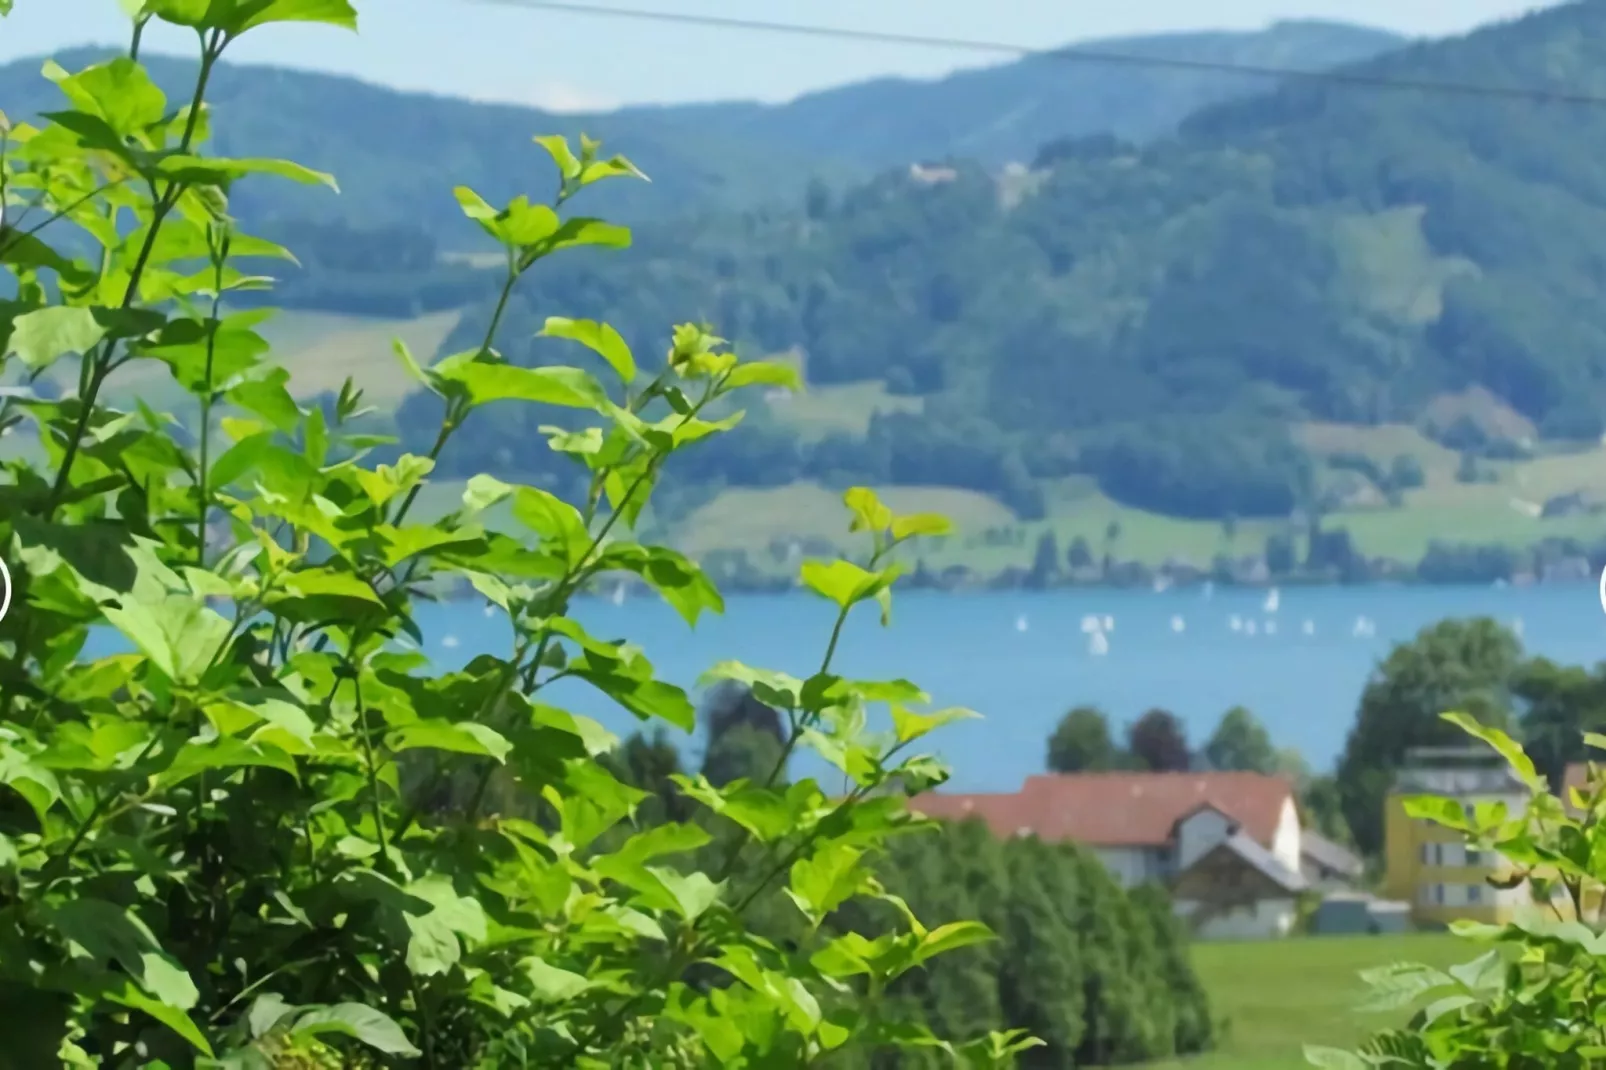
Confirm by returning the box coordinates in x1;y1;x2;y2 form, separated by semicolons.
410;582;1606;792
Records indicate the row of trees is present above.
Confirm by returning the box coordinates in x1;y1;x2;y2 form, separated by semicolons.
604;685;1219;1067
1039;617;1606;866
1044;705;1352;846
1334;616;1606;857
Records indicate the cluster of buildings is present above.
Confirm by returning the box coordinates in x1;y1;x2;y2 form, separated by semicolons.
910;747;1591;940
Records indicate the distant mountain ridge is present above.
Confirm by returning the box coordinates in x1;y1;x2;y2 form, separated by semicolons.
0;18;1403;236
369;0;1606;526
628;19;1405;170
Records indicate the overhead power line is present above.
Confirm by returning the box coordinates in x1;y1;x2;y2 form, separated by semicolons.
468;0;1606;108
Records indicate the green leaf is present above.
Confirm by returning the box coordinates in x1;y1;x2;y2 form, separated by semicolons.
388;720;511;762
0;750;61;823
452;188;561;248
510;485;590;562
844;487;893;534
7;306;109;369
138;314;270;392
44;56;167;136
206;431;273;490
788;843;870;924
1441;711;1543;791
103;981;213;1056
441;362;610;411
598;544;723;626
800;558;902;611
540;216;631;255
103;592;233;684
724;360;801;392
148;0;357;34
533;135;582;181
47;899;199;1009
1401;794;1470;831
891;512;954;540
227;369;301;433
699;661;805;708
246;993;298;1039
522;958;593;1003
158;154;338;191
891;705;979;745
575;671;696;731
158;737;298;787
292;1004;419;1057
649;867;721;921
275;568;382;606
915;921;993;963
353;455;435;508
1303;1046;1368;1069
541;316;635;384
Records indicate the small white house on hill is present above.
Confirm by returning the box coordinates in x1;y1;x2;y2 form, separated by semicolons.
911;771;1312;940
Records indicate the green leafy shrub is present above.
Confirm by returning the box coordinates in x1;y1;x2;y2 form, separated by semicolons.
1313;712;1606;1068
0;3;1037;1065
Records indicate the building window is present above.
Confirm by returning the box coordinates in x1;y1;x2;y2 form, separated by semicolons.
1466;883;1483;904
1420;843;1431;864
1465;847;1483;866
1434;883;1445;905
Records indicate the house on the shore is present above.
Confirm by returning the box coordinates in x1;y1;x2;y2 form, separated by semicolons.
910;771;1323;940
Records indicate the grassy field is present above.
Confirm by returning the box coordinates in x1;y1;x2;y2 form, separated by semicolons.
665;418;1606;576
18;300;1606;576
26;309;463;414
1142;933;1466;1070
764;380;923;441
673;482;1012;557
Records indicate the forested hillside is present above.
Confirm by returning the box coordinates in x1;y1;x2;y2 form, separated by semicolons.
16;5;1606;573
614;19;1401;171
380;0;1606;533
0;19;1396;234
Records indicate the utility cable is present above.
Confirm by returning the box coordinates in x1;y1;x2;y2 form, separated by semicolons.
466;0;1606;108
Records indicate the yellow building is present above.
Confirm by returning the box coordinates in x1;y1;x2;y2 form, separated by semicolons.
1382;746;1535;927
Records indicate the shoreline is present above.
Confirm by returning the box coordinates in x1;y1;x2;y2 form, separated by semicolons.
430;572;1597;603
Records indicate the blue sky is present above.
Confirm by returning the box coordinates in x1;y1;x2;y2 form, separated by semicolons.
0;0;1564;111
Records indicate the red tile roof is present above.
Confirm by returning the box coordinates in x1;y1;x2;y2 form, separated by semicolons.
909;771;1295;849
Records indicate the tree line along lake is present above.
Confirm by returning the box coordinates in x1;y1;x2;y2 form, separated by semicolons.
413;581;1606;791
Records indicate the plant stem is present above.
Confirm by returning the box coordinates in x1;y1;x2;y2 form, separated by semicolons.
44;42;219;520
388;265;520;532
195;261;224;566
715;544;885;885
351;671;392;869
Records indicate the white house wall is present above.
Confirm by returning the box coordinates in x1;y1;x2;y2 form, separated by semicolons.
1175;808;1233;871
1094;846;1164;887
1271;796;1302;874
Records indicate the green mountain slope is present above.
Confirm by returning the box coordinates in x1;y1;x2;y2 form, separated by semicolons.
640;19;1402;170
379;1;1606;537
0;19;1398;238
0;48;849;236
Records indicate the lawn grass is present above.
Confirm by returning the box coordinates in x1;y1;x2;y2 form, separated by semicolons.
1140;933;1467;1070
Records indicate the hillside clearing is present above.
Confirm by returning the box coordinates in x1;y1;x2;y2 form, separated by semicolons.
764;380;923;441
77;309;462;411
672;483;1010;557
